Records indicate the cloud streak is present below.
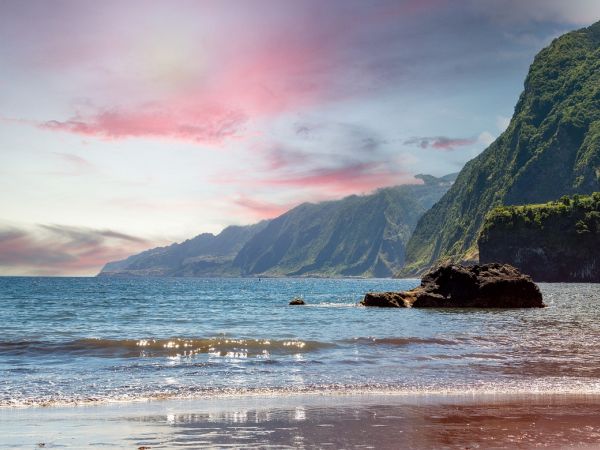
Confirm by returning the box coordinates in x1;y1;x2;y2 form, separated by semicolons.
218;121;416;198
404;136;477;151
257;162;411;195
231;196;294;220
40;108;248;144
0;224;152;275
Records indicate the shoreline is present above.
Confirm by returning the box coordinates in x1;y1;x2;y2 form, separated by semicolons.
3;392;600;448
5;384;600;410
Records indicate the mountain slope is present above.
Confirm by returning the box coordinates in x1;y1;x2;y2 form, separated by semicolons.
99;173;456;278
233;174;456;277
99;221;269;277
401;21;600;275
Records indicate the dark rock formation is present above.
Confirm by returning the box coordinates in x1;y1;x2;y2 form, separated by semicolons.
289;298;306;305
362;263;544;308
479;193;600;282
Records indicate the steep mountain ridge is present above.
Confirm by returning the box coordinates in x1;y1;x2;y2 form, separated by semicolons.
99;221;269;277
99;173;456;278
401;21;600;275
234;174;456;277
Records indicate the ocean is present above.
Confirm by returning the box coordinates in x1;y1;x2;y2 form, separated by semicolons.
1;277;600;408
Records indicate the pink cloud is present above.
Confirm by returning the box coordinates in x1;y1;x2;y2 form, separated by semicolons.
262;163;412;195
224;163;417;221
40;107;247;144
232;196;295;220
34;39;327;145
23;2;439;145
218;161;417;198
30;14;341;145
0;225;153;275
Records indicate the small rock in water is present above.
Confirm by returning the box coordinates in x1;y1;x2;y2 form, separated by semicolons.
361;263;544;308
289;297;306;305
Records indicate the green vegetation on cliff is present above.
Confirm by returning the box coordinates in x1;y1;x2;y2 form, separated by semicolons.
99;221;269;277
234;174;455;277
99;174;456;278
479;192;600;281
401;21;600;275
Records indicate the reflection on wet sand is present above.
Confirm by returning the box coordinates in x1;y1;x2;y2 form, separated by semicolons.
130;400;600;449
4;394;600;449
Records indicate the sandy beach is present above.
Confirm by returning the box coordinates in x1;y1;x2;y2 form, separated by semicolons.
2;393;600;449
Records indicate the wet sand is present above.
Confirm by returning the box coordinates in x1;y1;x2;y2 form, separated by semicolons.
2;393;600;449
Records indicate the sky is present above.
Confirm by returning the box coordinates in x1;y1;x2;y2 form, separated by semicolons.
1;0;599;275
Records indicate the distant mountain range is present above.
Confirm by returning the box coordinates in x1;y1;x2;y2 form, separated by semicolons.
401;20;600;275
100;221;270;277
99;173;456;278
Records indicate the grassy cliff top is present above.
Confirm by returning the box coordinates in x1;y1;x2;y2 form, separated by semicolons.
481;192;600;233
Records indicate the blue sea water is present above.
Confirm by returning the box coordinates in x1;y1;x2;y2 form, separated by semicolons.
1;277;600;407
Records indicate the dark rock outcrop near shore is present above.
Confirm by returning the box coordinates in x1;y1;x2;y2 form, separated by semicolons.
362;263;544;308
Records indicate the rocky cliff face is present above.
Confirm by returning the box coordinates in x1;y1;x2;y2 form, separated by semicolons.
478;193;600;282
401;21;600;275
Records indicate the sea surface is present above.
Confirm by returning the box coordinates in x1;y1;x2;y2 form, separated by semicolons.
1;277;600;408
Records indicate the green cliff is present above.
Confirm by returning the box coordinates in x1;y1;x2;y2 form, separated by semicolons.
401;21;600;275
233;174;456;277
99;174;455;278
478;193;600;281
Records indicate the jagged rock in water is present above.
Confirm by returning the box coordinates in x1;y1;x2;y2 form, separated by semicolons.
362;263;544;308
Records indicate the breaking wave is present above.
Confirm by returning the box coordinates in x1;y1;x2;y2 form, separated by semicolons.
0;337;332;358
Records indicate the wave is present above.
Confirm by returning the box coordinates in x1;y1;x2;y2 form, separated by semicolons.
343;337;459;346
4;381;600;409
0;337;332;358
308;302;358;308
0;335;464;359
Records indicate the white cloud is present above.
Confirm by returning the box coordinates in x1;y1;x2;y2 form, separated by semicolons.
496;115;511;132
478;131;495;147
